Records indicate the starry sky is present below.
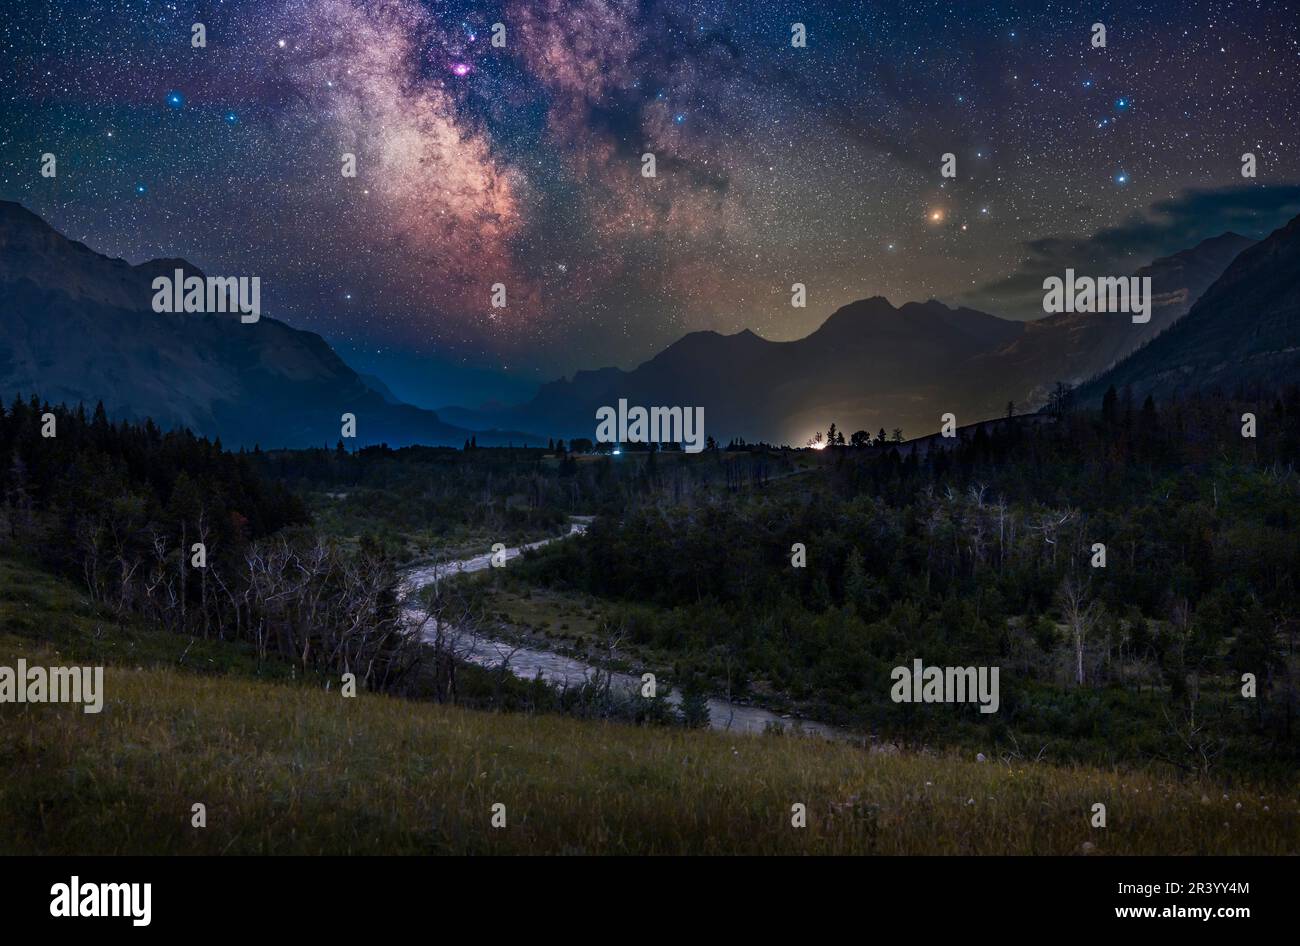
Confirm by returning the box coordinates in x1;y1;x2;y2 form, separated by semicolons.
3;0;1299;409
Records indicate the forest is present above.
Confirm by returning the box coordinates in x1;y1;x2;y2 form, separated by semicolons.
3;385;1298;778
503;386;1300;775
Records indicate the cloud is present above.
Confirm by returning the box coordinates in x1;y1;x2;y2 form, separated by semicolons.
963;185;1300;318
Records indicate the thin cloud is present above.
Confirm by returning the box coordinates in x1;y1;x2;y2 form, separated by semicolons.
964;185;1300;318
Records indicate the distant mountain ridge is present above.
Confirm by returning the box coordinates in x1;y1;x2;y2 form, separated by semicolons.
443;233;1255;444
0;201;541;448
443;298;1025;442
1080;214;1300;403
2;201;1275;449
957;232;1257;418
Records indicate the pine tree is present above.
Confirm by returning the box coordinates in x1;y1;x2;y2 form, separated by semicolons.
679;683;710;729
1102;385;1118;426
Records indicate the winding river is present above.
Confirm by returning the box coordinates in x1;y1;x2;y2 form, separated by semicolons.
401;519;845;740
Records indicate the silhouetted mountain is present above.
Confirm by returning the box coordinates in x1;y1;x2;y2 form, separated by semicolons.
444;236;1249;445
960;232;1256;417
1080;214;1300;403
450;298;1026;444
0;202;541;448
4;200;1263;450
358;372;403;405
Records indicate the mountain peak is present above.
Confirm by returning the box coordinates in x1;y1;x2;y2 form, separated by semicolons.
0;203;512;448
1142;231;1255;273
0;200;213;311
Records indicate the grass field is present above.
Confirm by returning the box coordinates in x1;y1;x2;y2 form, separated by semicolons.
2;556;1297;855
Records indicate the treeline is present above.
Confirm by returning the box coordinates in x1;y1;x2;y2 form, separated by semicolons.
511;389;1300;774
255;440;799;550
256;443;571;547
0;396;421;691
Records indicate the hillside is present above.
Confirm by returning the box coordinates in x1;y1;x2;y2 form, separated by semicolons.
961;232;1256;416
1;555;1294;855
0;202;540;448
1081;214;1300;402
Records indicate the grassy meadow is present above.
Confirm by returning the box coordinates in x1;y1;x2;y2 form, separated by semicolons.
2;555;1297;855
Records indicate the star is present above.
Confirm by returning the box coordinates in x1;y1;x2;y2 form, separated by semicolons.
6;0;1295;384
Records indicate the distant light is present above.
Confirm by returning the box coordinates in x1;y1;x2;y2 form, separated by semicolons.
612;449;621;456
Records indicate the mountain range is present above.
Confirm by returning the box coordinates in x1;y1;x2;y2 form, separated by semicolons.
441;231;1261;443
0;201;539;449
2;200;1294;448
1080;215;1300;405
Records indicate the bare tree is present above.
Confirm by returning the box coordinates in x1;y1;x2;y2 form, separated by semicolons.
1153;686;1225;777
1057;574;1099;686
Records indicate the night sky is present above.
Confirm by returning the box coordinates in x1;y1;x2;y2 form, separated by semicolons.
3;1;1299;408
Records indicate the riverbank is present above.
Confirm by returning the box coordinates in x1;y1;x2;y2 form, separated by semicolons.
400;519;846;739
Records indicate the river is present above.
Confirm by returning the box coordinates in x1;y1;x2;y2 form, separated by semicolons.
400;518;845;740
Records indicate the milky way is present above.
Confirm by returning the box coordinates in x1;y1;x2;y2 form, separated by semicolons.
2;0;1299;406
